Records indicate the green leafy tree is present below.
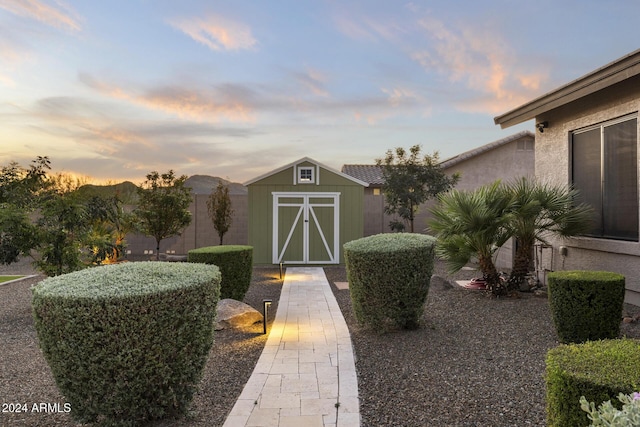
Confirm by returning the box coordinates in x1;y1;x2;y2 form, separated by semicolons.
429;182;514;296
206;181;233;245
505;177;594;288
134;170;192;260
376;145;459;232
0;157;51;264
35;189;88;276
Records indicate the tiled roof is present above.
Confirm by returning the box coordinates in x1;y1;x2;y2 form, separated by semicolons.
439;130;534;169
340;164;384;185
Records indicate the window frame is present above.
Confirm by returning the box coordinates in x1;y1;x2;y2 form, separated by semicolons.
297;166;315;184
570;113;639;241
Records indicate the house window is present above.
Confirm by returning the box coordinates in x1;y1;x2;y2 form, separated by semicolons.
571;115;638;241
298;167;315;183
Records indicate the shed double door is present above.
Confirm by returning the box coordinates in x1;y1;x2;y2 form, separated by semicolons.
272;192;340;264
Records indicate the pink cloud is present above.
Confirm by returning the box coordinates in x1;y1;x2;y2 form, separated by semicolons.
0;0;81;31
79;74;255;123
169;15;256;51
413;17;548;114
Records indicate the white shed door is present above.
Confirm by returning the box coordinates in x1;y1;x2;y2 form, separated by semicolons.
272;192;340;264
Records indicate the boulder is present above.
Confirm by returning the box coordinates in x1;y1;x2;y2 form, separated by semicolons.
215;299;264;330
159;253;188;262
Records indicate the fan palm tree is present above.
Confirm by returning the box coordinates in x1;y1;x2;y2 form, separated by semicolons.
429;182;514;296
504;177;594;288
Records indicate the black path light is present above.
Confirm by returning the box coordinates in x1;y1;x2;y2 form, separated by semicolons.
262;299;272;334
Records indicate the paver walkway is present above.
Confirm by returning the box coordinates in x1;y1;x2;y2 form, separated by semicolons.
223;267;360;427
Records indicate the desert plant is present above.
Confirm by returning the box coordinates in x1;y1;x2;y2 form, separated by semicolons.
32;262;221;426
429;182;514;295
546;339;640;427
547;270;625;343
580;392;640;426
343;233;436;331
504;177;593;289
188;245;253;300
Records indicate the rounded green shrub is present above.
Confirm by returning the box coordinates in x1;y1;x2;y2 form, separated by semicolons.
32;262;221;426
547;270;625;344
343;233;436;331
546;339;640;427
188;245;253;300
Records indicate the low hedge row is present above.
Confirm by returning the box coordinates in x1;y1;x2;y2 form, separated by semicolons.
546;339;640;427
188;245;253;300
32;262;221;426
547;270;625;344
344;233;436;331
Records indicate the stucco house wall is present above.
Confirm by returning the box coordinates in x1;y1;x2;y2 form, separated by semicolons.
495;49;640;305
534;77;640;305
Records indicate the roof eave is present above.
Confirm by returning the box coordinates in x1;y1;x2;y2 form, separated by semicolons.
494;49;640;129
244;157;369;187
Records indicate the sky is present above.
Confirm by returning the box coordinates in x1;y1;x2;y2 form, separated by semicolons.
1;0;639;185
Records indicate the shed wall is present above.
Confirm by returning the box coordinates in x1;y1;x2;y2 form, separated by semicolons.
248;164;364;264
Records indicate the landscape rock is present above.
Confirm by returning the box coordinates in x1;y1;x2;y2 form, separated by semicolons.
159;253;188;262
429;275;454;291
215;299;264;330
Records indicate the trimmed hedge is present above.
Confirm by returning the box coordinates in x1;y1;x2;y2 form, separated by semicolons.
547;270;625;344
32;262;221;426
188;245;253;300
546;339;640;427
343;233;436;331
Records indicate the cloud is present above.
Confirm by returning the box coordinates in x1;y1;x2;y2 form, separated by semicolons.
169;15;256;51
382;87;418;108
293;68;329;97
79;73;255;123
16;95;265;182
333;14;405;42
0;0;81;31
412;17;548;113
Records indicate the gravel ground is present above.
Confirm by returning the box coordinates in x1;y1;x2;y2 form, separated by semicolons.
325;264;640;427
0;260;282;427
2;259;640;427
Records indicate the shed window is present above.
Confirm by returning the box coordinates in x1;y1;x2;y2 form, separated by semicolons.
298;167;315;183
571;115;638;241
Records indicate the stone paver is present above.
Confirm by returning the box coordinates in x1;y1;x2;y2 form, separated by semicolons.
223;267;360;427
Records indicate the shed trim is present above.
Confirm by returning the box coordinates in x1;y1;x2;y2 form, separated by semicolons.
272;192;341;264
244;157;369;187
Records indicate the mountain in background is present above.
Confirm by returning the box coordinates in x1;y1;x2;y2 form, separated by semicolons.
184;175;247;195
77;175;246;201
76;181;139;203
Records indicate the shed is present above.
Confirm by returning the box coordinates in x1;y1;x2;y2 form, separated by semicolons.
244;157;368;264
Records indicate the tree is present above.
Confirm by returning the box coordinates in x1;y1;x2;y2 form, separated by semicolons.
504;177;594;288
35;189;88;276
430;178;595;296
134;170;192;260
429;182;514;296
85;195;135;264
376;145;459;232
206;181;233;245
0;157;51;265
